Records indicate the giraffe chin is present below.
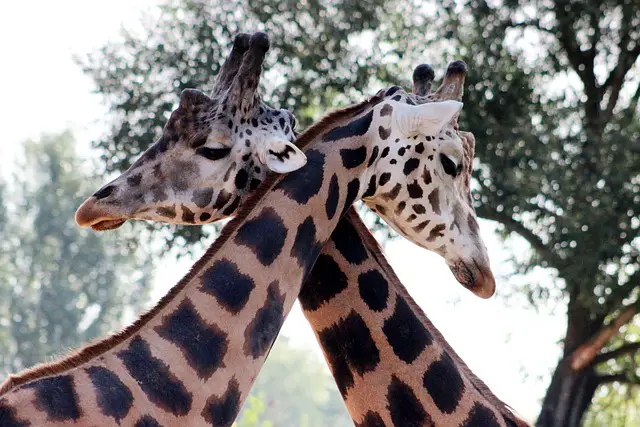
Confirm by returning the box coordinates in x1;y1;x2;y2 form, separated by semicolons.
449;261;495;299
90;219;126;231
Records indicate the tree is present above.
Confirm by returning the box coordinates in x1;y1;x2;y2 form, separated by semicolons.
429;1;640;425
0;132;153;374
81;0;640;424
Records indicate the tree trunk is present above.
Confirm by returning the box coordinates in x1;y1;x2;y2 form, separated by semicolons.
536;359;599;427
537;295;601;427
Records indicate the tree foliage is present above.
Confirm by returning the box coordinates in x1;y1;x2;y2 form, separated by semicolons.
237;336;352;427
81;0;640;424
0;132;152;374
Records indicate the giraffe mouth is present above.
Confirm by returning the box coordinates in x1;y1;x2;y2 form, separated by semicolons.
449;260;495;298
90;219;127;231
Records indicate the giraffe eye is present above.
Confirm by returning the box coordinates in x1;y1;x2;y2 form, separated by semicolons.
196;147;232;160
440;154;460;177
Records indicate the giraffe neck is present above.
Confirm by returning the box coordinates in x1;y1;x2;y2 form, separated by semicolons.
300;208;527;427
0;106;375;426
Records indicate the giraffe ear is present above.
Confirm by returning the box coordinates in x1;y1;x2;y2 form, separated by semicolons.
393;100;463;136
259;139;307;173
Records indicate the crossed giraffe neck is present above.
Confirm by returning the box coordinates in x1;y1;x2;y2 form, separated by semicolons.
0;85;525;426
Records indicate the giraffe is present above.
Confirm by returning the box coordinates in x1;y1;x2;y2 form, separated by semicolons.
0;35;526;427
75;38;527;427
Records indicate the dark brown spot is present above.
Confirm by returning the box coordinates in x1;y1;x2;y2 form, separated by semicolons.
412;204;426;214
407;180;423;198
323;110;374;142
428;188;441;215
325;174;340;220
181;206;195;223
427;223;446;241
378;126;391;140
413;220;431;233
86;366;133;423
213;189;232;209
340;146;368;169
201;377;241;427
155;299;228;380
156;205;176;219
200;259;255;314
422;168;432;185
290;216;323;279
423;352;465;414
243;282;285;358
127;174;143;187
380;103;393;116
235;207;288;266
0;401;29;427
379;172;391;186
299;254;348;311
24;375;82;421
117;336;192;416
403;158;420;176
387;376;433;426
319;311;380;396
151;186;168;203
468;214;480;234
381;183;401;201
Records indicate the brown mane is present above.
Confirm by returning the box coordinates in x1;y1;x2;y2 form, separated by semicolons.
345;210;530;427
294;92;385;151
0;94;384;395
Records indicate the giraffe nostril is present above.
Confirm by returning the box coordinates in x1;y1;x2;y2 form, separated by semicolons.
93;185;116;200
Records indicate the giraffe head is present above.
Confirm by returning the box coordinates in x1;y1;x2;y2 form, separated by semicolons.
360;61;495;297
75;32;304;230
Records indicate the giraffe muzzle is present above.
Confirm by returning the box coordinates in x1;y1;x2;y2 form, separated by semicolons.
75;198;126;231
449;260;496;299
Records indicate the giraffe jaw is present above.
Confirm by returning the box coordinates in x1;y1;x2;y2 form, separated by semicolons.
90;219;126;231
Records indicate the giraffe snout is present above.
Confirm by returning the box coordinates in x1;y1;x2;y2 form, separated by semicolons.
75;196;126;231
449;260;496;299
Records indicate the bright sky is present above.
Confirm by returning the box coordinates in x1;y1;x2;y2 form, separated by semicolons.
0;1;566;421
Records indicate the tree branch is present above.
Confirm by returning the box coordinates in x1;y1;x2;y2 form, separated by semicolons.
507;18;555;36
593;342;640;366
629;80;640;113
570;305;639;371
476;187;564;271
552;2;601;125
601;5;640;123
598;372;640;386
